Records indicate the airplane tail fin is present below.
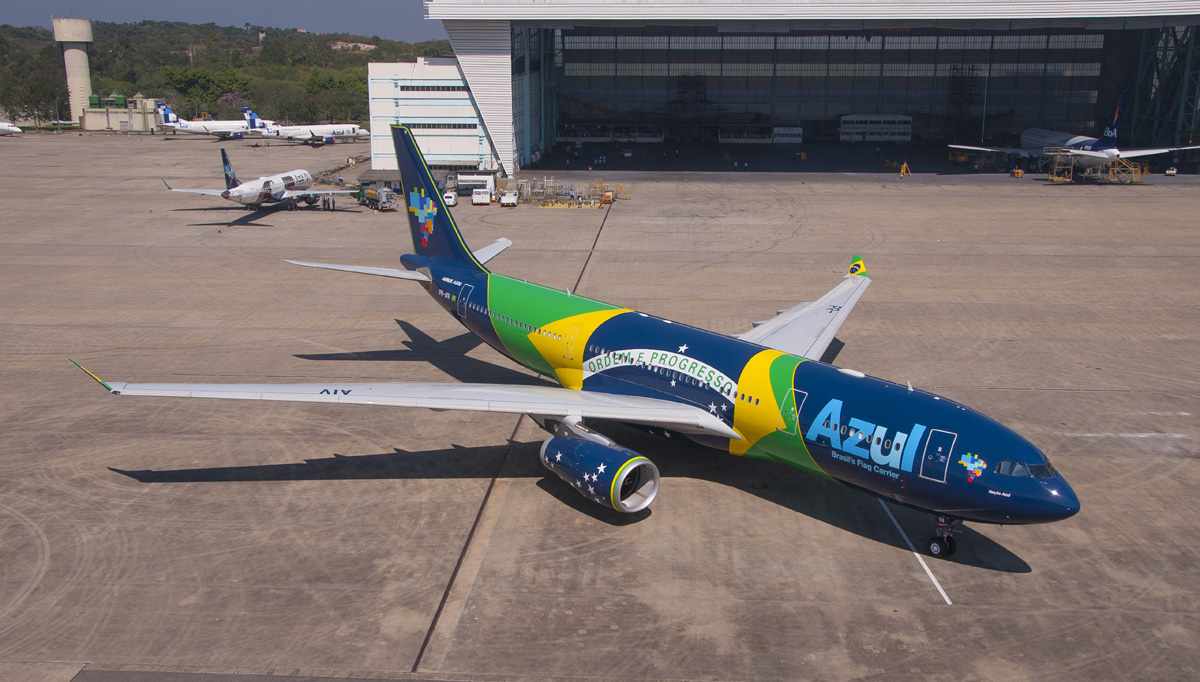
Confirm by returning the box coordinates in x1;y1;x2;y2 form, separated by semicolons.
158;104;180;124
241;107;262;129
1102;100;1121;145
220;148;239;189
392;125;486;272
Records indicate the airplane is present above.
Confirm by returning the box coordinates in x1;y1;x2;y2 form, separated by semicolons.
950;103;1200;167
162;148;356;209
0;121;22;135
158;104;272;140
74;125;1080;558
255;122;370;147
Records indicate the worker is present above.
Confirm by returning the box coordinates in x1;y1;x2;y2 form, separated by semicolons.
899;161;911;177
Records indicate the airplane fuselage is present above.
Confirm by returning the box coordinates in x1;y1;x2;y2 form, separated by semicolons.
262;124;367;144
0;122;21;135
420;261;1079;525
224;169;314;205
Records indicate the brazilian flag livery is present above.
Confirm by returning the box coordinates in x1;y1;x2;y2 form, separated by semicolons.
390;125;1080;528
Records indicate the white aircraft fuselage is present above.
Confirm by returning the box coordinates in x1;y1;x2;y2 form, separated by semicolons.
0;122;22;135
259;123;368;145
224;169;315;206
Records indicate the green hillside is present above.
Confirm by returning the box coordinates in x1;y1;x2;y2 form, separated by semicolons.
0;21;452;123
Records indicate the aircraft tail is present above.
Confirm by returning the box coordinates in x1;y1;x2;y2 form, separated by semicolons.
158;103;181;124
392;125;486;271
1101;100;1121;145
242;107;265;129
220;148;239;189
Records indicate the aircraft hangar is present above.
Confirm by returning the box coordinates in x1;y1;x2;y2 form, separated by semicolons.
408;0;1200;175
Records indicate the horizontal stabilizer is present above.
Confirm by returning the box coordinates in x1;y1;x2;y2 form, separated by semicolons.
473;238;512;265
283;260;430;282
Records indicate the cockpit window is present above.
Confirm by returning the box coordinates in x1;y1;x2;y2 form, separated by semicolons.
1010;462;1030;478
996;460;1012;475
1028;463;1057;479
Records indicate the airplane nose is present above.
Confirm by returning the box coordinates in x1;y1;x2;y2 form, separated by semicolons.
1044;478;1080;520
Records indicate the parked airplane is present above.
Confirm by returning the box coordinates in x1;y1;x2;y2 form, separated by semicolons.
162;148;356;209
950;103;1200;166
256;122;369;146
158;104;272;140
76;125;1080;558
0;121;22;135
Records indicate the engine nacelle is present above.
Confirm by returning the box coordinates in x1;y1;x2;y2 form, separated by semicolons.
540;436;659;513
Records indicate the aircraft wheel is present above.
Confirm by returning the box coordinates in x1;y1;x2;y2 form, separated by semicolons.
928;537;946;558
943;536;957;557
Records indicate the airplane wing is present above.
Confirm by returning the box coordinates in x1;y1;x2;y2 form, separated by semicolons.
948;144;1036;158
738;256;871;360
70;361;742;440
1062;149;1112;159
161;179;225;197
281;188;358;198
1114;144;1200;159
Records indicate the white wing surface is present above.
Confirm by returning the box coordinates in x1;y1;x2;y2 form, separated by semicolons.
71;362;742;440
1113;144;1200;159
948;144;1037;158
739;257;871;360
280;188;358;198
473;238;513;265
283;259;431;281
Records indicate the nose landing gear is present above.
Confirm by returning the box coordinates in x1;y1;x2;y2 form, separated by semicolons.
927;515;960;558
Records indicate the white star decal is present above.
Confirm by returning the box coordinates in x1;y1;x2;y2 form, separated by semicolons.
597;463;607;474
555;452;562;462
678;343;689;353
670;379;677;387
708;402;717;413
721;403;728;412
575;479;582;487
587;485;595;494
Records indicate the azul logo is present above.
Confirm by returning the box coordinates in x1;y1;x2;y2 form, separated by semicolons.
805;399;927;474
408;187;437;247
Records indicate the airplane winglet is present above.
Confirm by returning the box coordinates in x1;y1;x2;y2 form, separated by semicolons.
161;178;173;191
848;255;869;278
69;358;114;393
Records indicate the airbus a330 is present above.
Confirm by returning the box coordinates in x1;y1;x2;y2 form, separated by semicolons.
77;126;1079;558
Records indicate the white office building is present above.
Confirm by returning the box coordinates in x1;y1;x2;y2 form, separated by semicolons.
368;58;499;176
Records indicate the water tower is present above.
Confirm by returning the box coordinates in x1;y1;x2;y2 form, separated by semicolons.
51;17;94;123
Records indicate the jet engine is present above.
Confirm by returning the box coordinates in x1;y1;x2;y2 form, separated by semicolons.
540;436;660;513
322;136;336;145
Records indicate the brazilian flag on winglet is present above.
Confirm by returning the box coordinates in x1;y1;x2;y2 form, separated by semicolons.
848;256;869;278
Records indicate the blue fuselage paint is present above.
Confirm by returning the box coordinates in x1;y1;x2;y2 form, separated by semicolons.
422;261;1079;525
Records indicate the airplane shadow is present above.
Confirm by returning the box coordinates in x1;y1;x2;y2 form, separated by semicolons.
294;319;551;387
112;423;1030;572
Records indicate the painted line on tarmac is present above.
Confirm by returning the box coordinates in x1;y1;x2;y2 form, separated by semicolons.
878;499;953;607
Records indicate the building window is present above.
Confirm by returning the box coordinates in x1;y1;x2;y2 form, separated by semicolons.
399;122;478;129
398;85;468;92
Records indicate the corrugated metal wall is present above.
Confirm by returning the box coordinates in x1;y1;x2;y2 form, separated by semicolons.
444;19;516;175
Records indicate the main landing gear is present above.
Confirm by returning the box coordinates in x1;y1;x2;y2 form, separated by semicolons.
927;515;961;558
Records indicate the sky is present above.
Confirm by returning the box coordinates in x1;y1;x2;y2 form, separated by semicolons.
0;0;447;42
